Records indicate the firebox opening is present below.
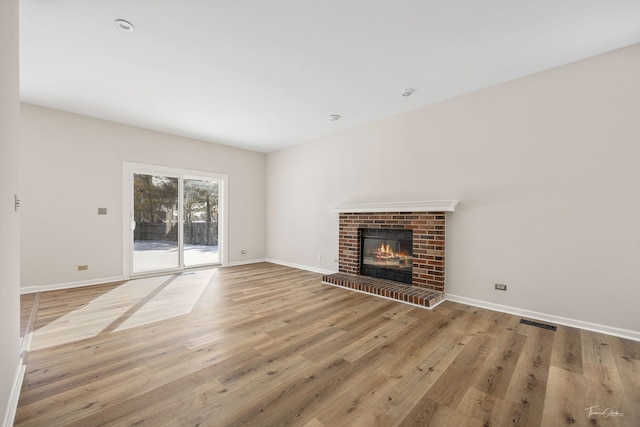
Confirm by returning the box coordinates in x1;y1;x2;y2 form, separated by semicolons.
360;228;413;284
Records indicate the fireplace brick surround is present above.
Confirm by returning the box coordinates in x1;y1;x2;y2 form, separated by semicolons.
336;211;446;291
322;202;457;309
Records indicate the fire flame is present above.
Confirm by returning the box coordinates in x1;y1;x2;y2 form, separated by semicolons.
374;243;410;266
376;244;396;259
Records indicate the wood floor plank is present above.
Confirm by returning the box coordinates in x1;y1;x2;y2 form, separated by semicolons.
471;326;553;427
397;396;485;427
422;333;493;409
606;334;640;425
340;314;418;363
15;262;640;426
314;310;462;426
312;306;461;425
469;330;527;399
216;356;355;427
299;352;396;427
550;324;584;374
343;330;474;426
581;330;626;399
457;387;503;425
540;365;589;426
302;418;327;427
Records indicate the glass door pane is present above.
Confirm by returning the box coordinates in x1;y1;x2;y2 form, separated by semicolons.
184;178;219;267
132;173;180;273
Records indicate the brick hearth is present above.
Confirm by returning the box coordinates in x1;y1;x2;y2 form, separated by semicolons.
322;273;445;308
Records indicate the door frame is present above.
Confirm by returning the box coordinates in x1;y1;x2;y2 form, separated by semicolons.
122;162;229;278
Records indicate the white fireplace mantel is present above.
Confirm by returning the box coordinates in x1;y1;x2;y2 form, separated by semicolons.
328;200;458;213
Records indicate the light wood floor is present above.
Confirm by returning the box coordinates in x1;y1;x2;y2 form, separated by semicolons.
16;263;640;426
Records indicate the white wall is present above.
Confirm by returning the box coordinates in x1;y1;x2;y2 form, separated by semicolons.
20;104;265;288
266;43;640;334
0;0;21;422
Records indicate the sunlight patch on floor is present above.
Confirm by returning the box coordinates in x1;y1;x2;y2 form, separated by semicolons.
30;269;214;351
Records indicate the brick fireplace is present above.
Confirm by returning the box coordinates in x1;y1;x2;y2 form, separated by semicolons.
322;201;457;308
337;211;446;291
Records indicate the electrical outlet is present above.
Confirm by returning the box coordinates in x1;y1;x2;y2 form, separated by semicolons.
495;283;507;291
241;250;247;254
77;265;88;271
98;208;107;215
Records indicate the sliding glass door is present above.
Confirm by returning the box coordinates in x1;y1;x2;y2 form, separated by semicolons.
125;163;226;276
183;179;219;267
132;173;180;273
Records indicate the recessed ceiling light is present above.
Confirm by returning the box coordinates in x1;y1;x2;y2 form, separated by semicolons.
115;19;135;32
400;88;416;97
328;114;342;121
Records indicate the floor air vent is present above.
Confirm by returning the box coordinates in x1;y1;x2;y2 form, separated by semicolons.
519;318;557;331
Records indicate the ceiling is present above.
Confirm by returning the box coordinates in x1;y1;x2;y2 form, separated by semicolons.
19;1;640;153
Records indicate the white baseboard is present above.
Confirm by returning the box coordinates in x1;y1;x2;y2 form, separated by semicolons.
224;258;266;267
446;294;640;342
19;286;38;295
264;258;336;275
20;275;126;295
2;360;26;427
